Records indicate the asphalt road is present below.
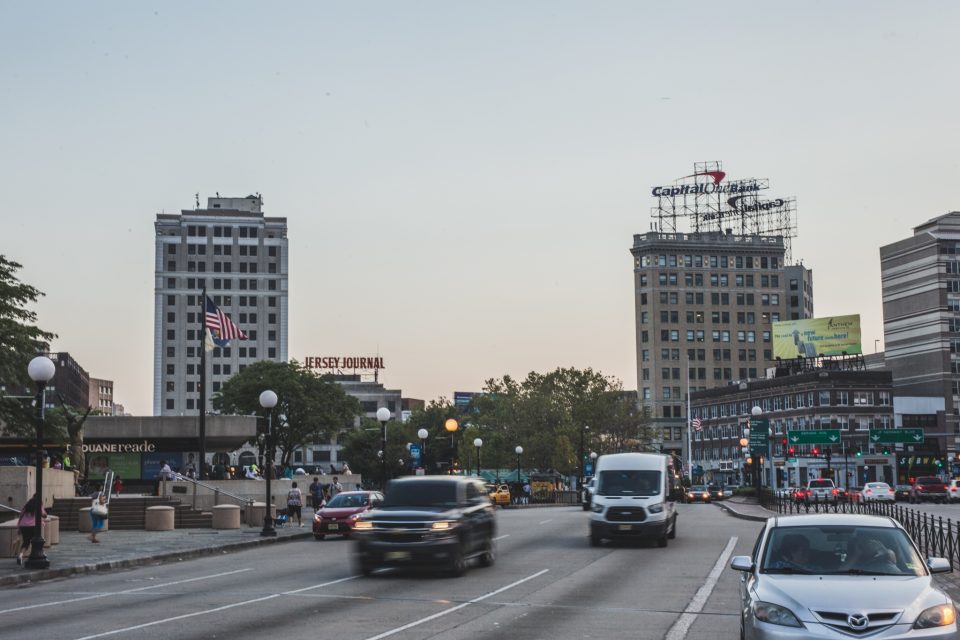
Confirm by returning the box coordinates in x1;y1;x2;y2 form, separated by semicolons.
0;504;763;640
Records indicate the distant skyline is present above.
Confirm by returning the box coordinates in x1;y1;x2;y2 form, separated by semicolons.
2;2;958;415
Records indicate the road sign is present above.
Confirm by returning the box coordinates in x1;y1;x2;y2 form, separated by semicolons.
749;418;769;455
869;428;923;444
409;444;422;461
585;463;594;476
786;429;841;445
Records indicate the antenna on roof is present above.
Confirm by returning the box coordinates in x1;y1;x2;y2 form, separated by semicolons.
216;191;220;198
195;192;200;209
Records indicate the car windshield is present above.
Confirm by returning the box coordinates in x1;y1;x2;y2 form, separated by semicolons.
597;470;661;496
866;483;889;490
326;493;368;508
690;485;707;491
808;480;833;488
917;477;943;485
381;481;458;508
761;525;925;576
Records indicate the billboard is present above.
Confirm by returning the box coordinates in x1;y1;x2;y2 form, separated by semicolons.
772;315;862;359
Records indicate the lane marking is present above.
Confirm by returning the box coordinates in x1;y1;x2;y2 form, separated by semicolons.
362;569;550;640
0;568;253;615
493;534;510;541
69;575;359;640
538;519;553;525
665;536;738;640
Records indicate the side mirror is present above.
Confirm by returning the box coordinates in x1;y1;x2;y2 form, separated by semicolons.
730;555;755;572
927;557;952;574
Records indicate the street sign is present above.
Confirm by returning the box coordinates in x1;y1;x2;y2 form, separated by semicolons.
749;418;770;455
786;429;841;445
869;428;923;444
585;463;594;476
409;444;422;461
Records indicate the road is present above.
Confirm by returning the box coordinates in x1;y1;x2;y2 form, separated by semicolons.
0;504;762;640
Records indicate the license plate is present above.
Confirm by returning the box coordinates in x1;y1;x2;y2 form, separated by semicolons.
328;524;339;530
618;524;632;531
385;551;411;561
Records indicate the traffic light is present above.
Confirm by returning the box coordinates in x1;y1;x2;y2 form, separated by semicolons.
825;448;832;465
788;446;796;457
811;446;819;457
882;447;890;456
855;447;862;457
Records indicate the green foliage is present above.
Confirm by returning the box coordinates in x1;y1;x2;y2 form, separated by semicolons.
338;418;413;486
212;360;360;468
0;256;57;438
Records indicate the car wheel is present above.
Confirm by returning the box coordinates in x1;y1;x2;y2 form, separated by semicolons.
657;528;668;548
667;515;677;540
314;534;325;541
590;532;602;547
447;542;467;577
582;503;590;511
478;536;495;567
354;556;376;577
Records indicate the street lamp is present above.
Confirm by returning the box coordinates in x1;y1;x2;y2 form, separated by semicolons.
445;418;459;474
474;438;483;477
259;389;278;537
417;428;429;473
751;405;763;495
578;425;590;493
515;446;523;486
25;355;55;569
377;408;391;489
590;451;598;478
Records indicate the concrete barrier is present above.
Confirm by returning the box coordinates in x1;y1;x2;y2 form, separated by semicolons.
78;507;109;533
246;502;275;527
0;521;18;558
44;516;59;547
145;506;175;531
211;504;241;529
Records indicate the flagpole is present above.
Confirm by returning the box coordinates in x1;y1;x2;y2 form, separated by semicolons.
199;286;207;480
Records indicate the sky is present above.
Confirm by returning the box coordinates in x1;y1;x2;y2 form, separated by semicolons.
1;2;958;415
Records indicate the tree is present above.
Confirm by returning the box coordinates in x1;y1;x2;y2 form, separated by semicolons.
212;360;360;468
57;394;93;481
0;256;57;438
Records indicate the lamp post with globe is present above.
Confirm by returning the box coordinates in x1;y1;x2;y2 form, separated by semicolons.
417;428;429;473
445;419;459;473
25;355;56;569
474;438;483;477
376;408;391;489
259;389;278;537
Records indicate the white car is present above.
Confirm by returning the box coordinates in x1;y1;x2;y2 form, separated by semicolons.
948;480;960;503
862;482;895;503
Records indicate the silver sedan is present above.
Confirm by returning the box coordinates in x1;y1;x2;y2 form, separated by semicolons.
731;513;956;638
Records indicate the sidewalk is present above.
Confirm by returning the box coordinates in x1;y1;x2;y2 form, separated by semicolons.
0;525;311;588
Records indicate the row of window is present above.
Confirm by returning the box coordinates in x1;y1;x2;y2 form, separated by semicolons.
641;329;770;345
170;243;276;257
163;348;271;374
643;311;771;325
638;254;781;270
186;225;260;238
640;292;784;315
165;260;280;277
694;416;894;442
641;273;781;289
691;391;892;421
165;345;282;360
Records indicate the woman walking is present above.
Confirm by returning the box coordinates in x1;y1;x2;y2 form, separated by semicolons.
89;492;108;543
15;494;46;566
287;481;303;527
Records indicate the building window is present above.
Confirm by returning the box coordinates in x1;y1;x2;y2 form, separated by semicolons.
166;398;175;410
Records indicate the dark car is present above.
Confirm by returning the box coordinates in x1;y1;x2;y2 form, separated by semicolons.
313;491;382;540
581;477;595;511
352;476;497;577
707;483;726;501
910;476;948;503
685;485;711;503
894;484;912;501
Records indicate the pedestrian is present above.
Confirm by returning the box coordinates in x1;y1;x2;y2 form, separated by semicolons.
308;476;324;510
112;475;124;497
286;481;303;527
283;465;294;480
329;476;343;499
522;481;531;505
52;456;63;470
183;453;197;479
341;463;351;475
89;492;108;543
15;494;46;566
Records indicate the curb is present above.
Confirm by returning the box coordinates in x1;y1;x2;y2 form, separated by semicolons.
0;531;313;588
714;501;773;523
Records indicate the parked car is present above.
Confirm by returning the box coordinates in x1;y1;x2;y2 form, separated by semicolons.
686;485;711;503
862;481;895;503
707;483;726;501
581;476;595;511
803;478;839;504
910;476;948;504
313;491;383;540
846;486;864;503
948;480;960;503
488;483;511;508
730;513;955;639
352;476;496;577
894;484;913;501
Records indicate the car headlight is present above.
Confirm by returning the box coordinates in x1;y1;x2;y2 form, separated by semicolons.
752;601;803;628
353;520;373;531
591;503;604;513
915;603;956;629
647;502;664;514
349;513;361;520
313;513;322;522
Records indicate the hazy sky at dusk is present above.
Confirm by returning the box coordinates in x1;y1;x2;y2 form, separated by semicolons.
2;2;958;414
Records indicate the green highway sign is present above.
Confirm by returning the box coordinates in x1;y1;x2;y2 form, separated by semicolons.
749;418;770;455
787;429;841;445
869;428;923;444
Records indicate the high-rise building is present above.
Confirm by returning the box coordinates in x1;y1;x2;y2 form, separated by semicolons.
153;195;289;415
631;231;789;461
784;264;814;320
89;377;113;415
880;211;960;456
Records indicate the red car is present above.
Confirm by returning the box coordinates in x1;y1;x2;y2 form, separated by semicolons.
313;491;383;540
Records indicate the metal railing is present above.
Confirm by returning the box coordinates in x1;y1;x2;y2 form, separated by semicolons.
771;494;960;570
166;474;255;510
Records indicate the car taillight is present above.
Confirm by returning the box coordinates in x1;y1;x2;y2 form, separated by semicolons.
865;489;871;494
888;488;894;493
806;490;811;496
917;485;925;491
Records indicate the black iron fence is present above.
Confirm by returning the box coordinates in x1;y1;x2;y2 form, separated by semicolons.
770;493;959;570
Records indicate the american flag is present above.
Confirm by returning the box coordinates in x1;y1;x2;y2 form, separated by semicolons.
205;296;247;340
691;417;702;431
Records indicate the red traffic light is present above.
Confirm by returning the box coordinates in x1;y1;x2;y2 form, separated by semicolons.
811;447;819;456
788;447;796;456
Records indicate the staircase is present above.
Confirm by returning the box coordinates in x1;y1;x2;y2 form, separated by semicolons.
49;495;213;530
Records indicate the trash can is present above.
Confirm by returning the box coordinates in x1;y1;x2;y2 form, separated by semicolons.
246;502;275;527
145;505;175;531
212;504;241;529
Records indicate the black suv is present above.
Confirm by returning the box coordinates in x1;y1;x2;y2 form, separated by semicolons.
352;476;497;577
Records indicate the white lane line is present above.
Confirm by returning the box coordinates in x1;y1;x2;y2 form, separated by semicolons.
69;575;359;640
538;519;553;525
665;536;738;640
493;534;511;541
0;568;253;615
362;569;550;640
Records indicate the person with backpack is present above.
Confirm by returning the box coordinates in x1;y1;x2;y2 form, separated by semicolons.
286;481;304;527
15;494;46;566
308;477;324;510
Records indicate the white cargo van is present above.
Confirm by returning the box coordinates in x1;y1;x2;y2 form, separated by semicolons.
588;453;681;547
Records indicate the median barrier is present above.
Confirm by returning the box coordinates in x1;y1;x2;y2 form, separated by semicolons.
145;506;175;531
0;521;17;558
212;504;241;529
44;515;59;546
246;502;275;527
